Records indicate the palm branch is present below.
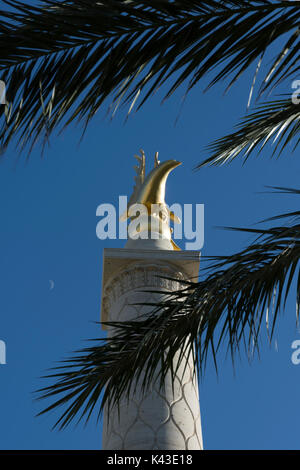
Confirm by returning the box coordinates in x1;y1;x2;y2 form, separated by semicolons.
36;189;300;428
198;96;300;167
0;0;299;153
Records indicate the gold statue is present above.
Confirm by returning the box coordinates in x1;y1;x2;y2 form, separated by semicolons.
121;149;182;250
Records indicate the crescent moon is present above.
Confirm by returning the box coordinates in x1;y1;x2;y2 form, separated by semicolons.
49;280;55;290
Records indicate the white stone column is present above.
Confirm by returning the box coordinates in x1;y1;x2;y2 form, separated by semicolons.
101;248;203;450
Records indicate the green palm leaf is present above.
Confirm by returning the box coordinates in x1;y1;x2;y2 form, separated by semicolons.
199;96;300;167
36;188;300;428
0;0;299;152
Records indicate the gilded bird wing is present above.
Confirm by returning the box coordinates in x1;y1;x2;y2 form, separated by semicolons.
128;149;145;207
120;149;145;221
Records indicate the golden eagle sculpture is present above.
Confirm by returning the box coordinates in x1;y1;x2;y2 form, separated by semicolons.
121;149;182;250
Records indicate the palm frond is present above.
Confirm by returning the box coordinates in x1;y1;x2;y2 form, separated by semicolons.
198;96;300;167
36;192;300;428
0;0;299;152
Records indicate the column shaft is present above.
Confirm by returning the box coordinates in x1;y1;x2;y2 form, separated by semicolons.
102;261;203;450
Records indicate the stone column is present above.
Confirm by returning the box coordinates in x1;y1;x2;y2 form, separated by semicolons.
101;248;203;450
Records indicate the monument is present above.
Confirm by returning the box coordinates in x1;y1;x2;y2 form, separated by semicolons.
101;150;203;450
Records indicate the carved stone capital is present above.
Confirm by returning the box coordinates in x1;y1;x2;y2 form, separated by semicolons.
102;262;186;323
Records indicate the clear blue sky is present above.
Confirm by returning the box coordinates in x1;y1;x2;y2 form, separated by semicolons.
0;13;299;449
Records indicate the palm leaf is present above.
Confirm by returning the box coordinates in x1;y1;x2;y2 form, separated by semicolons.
0;0;299;152
36;188;300;428
198;96;300;167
